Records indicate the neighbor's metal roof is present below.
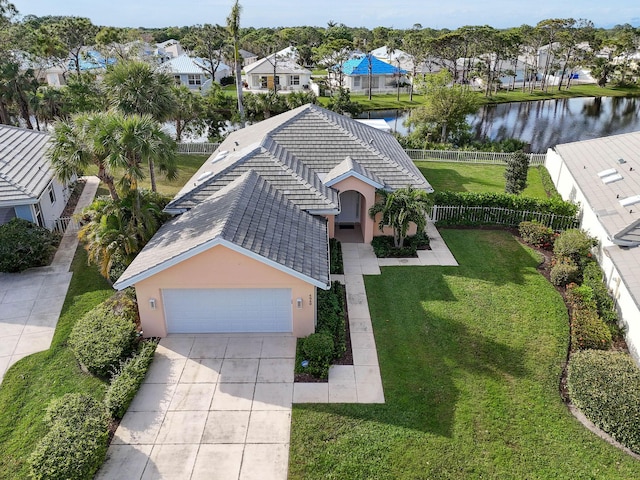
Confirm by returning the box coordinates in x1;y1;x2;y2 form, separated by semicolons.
0;124;53;206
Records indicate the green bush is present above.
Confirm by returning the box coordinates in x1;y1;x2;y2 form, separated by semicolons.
568;350;640;453
329;238;344;274
583;262;618;325
550;259;580;286
105;340;158;418
519;221;555;249
317;282;346;358
553;229;597;264
68;296;138;378
29;394;109;480
0;218;60;272
571;307;612;351
371;235;417;258
301;332;335;379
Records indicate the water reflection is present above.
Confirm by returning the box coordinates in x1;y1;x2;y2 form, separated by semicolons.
360;96;640;153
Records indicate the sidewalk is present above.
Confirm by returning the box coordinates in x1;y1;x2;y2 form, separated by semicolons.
0;176;99;382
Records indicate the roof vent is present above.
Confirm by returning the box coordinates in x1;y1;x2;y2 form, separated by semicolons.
619;195;640;207
197;171;213;182
598;168;623;184
618;158;627;164
211;150;229;163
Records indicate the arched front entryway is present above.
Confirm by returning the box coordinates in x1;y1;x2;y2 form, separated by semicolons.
335;190;366;243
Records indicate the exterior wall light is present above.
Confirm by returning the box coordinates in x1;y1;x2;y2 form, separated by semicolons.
149;298;157;310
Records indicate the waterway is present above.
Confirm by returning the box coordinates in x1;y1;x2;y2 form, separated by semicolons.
360;96;640;153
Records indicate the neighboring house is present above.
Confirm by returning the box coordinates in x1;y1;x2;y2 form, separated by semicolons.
156;39;184;60
545;131;640;363
114;104;432;337
239;49;259;67
332;55;407;94
0;125;72;230
67;49;116;75
159;54;232;90
244;53;312;91
371;46;443;76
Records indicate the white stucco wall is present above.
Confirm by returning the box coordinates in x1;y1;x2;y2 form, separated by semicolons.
546;148;640;364
38;179;70;230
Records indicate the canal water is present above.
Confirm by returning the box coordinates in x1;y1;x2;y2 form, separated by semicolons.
360;96;640;153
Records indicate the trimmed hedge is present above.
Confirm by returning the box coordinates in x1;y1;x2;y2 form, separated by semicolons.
568;350;640;453
583;261;618;325
0;218;60;272
432;191;578;217
104;340;158;418
553;229;598;265
317;281;346;359
301;332;334;379
28;394;109;480
537;165;562;201
329;238;344;274
371;232;430;258
68;294;138;378
550;259;580;286
567;284;612;351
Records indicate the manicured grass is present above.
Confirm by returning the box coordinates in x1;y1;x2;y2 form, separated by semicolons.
0;248;113;479
417;161;548;199
290;230;640;479
86;153;209;198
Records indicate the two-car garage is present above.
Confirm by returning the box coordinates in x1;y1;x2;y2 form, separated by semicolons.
162;288;293;334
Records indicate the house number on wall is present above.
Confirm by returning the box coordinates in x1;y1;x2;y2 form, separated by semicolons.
309;294;313;306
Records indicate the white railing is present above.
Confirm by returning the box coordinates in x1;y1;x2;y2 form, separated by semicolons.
430;205;578;230
177;142;220;155
406;149;546;165
53;216;81;234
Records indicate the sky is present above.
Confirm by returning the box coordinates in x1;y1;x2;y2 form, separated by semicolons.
9;0;640;30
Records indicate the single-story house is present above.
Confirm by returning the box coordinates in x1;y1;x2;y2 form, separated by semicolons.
332;54;407;94
545;131;640;363
114;104;432;337
244;53;312;91
370;46;443;76
0;124;72;230
159;54;232;90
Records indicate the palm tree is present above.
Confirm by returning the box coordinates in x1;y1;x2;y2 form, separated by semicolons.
78;190;169;280
49;112;120;201
100;112;178;193
226;0;245;126
103;61;176;191
369;186;432;248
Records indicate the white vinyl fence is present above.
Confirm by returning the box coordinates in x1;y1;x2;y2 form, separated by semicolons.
406;149;546;165
430;205;579;231
177;143;220;155
53;216;81;234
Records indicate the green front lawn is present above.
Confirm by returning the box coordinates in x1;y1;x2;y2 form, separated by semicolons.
0;248;113;479
290;230;640;479
417;161;548;199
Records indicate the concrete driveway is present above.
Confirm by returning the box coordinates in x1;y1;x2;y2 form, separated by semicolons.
97;334;296;480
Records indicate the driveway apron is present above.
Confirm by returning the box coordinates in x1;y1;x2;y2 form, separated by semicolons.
97;334;296;480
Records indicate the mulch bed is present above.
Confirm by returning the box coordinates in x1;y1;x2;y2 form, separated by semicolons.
60;179;87;218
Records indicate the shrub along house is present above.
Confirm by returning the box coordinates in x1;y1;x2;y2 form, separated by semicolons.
114;104;432;337
0;124;72;230
545;131;640;363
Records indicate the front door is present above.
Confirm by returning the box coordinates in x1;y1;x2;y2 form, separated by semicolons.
336;191;361;224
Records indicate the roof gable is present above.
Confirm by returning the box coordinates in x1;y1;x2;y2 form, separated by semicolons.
0;124;54;206
115;171;330;290
323;156;384;188
244;54;311;75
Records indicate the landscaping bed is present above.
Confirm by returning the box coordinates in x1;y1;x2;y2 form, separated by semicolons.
371;232;430;258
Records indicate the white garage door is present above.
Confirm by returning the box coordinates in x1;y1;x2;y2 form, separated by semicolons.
162;288;292;333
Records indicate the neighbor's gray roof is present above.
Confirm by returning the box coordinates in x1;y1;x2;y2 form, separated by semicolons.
554;131;640;239
554;131;640;320
0;124;53;206
115;170;329;289
168;104;431;213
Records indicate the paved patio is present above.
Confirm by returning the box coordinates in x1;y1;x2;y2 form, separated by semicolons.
0;176;99;383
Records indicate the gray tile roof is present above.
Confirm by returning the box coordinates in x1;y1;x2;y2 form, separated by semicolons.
168;104;431;213
323;156;384;187
0;125;53;207
115;170;329;289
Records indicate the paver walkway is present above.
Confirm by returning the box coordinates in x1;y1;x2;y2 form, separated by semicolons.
98;335;296;480
0;176;99;383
